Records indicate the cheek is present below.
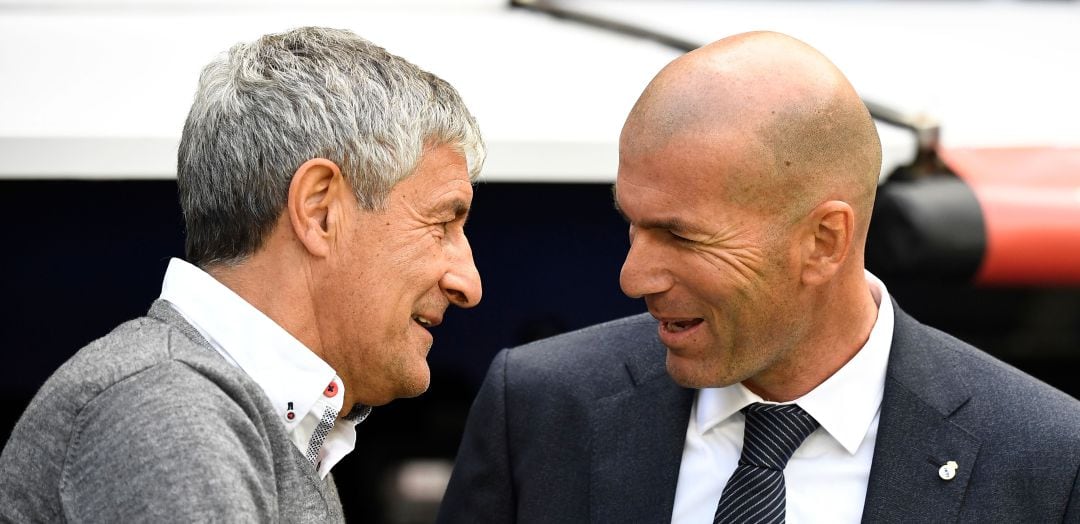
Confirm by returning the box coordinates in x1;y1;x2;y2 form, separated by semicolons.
394;232;448;275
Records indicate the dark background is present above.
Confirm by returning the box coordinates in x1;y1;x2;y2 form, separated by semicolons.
2;179;1078;522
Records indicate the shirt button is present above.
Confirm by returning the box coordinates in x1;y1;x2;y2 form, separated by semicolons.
324;381;339;398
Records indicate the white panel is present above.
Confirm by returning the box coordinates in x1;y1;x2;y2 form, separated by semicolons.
0;4;682;180
561;1;1080;149
11;2;1047;180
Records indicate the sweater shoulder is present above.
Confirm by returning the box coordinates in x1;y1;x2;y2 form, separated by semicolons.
0;315;279;521
25;315;253;420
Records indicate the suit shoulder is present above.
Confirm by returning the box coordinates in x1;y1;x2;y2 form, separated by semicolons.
942;326;1076;410
508;313;657;364
903;316;1080;441
499;313;661;394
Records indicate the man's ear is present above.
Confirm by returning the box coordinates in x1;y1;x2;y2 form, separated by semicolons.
800;200;854;286
287;158;347;258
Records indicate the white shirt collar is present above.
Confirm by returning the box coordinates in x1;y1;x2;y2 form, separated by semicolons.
159;258;368;477
696;270;894;455
160;258;338;429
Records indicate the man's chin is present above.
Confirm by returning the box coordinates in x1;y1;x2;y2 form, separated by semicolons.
665;354;703;388
400;380;430;399
395;365;431;400
665;353;734;390
357;370;430;406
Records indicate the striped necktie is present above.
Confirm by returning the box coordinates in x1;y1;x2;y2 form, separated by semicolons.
714;403;820;524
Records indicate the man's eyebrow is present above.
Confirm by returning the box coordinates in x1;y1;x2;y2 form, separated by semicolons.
431;198;471;221
611;186;701;234
643;217;699;234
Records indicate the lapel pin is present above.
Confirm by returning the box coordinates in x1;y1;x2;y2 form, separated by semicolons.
938;460;959;481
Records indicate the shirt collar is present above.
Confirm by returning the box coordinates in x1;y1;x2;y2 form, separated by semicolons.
159;257;341;432
696;270;894;455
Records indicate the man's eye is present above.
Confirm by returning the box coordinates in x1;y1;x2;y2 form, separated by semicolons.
437;220;458;234
669;231;693;243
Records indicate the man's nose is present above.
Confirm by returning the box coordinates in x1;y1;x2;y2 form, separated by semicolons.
619;231;673;298
441;234;482;308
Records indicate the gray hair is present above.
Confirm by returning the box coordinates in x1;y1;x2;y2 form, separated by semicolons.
177;26;486;267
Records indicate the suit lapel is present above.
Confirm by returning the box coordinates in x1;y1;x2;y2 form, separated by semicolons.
589;336;694;523
862;304;981;522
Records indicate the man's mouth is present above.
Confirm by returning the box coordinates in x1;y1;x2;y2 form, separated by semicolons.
412;314;440;328
662;318;704;333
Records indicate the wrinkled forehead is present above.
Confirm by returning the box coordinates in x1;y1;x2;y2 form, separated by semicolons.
619;124;773;190
393;145;475;205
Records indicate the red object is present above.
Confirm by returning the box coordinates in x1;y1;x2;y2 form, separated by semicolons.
286;412;295;420
940;147;1080;286
324;381;339;398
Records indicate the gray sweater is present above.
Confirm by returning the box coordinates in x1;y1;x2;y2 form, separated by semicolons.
0;301;347;523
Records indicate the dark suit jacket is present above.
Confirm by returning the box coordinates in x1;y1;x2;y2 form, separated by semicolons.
438;305;1080;523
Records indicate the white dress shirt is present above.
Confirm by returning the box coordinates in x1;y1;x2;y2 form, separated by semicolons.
159;258;369;478
671;271;894;523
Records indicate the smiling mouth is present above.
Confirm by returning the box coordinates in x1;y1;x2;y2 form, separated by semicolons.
412;314;444;329
662;318;704;333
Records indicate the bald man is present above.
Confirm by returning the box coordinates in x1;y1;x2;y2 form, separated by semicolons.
437;32;1080;523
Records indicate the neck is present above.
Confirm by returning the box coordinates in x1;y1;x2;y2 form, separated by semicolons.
744;268;879;402
206;248;326;371
211;255;359;414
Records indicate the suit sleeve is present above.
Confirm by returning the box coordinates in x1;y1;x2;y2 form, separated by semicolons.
437;349;516;524
59;362;277;522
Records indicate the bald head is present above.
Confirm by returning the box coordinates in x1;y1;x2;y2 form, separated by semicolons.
616;32;885;399
622;31;881;236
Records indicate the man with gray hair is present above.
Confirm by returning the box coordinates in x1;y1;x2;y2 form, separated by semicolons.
0;26;484;521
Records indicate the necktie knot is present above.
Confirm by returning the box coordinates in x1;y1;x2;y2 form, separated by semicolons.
714;403;820;524
738;403;820;471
